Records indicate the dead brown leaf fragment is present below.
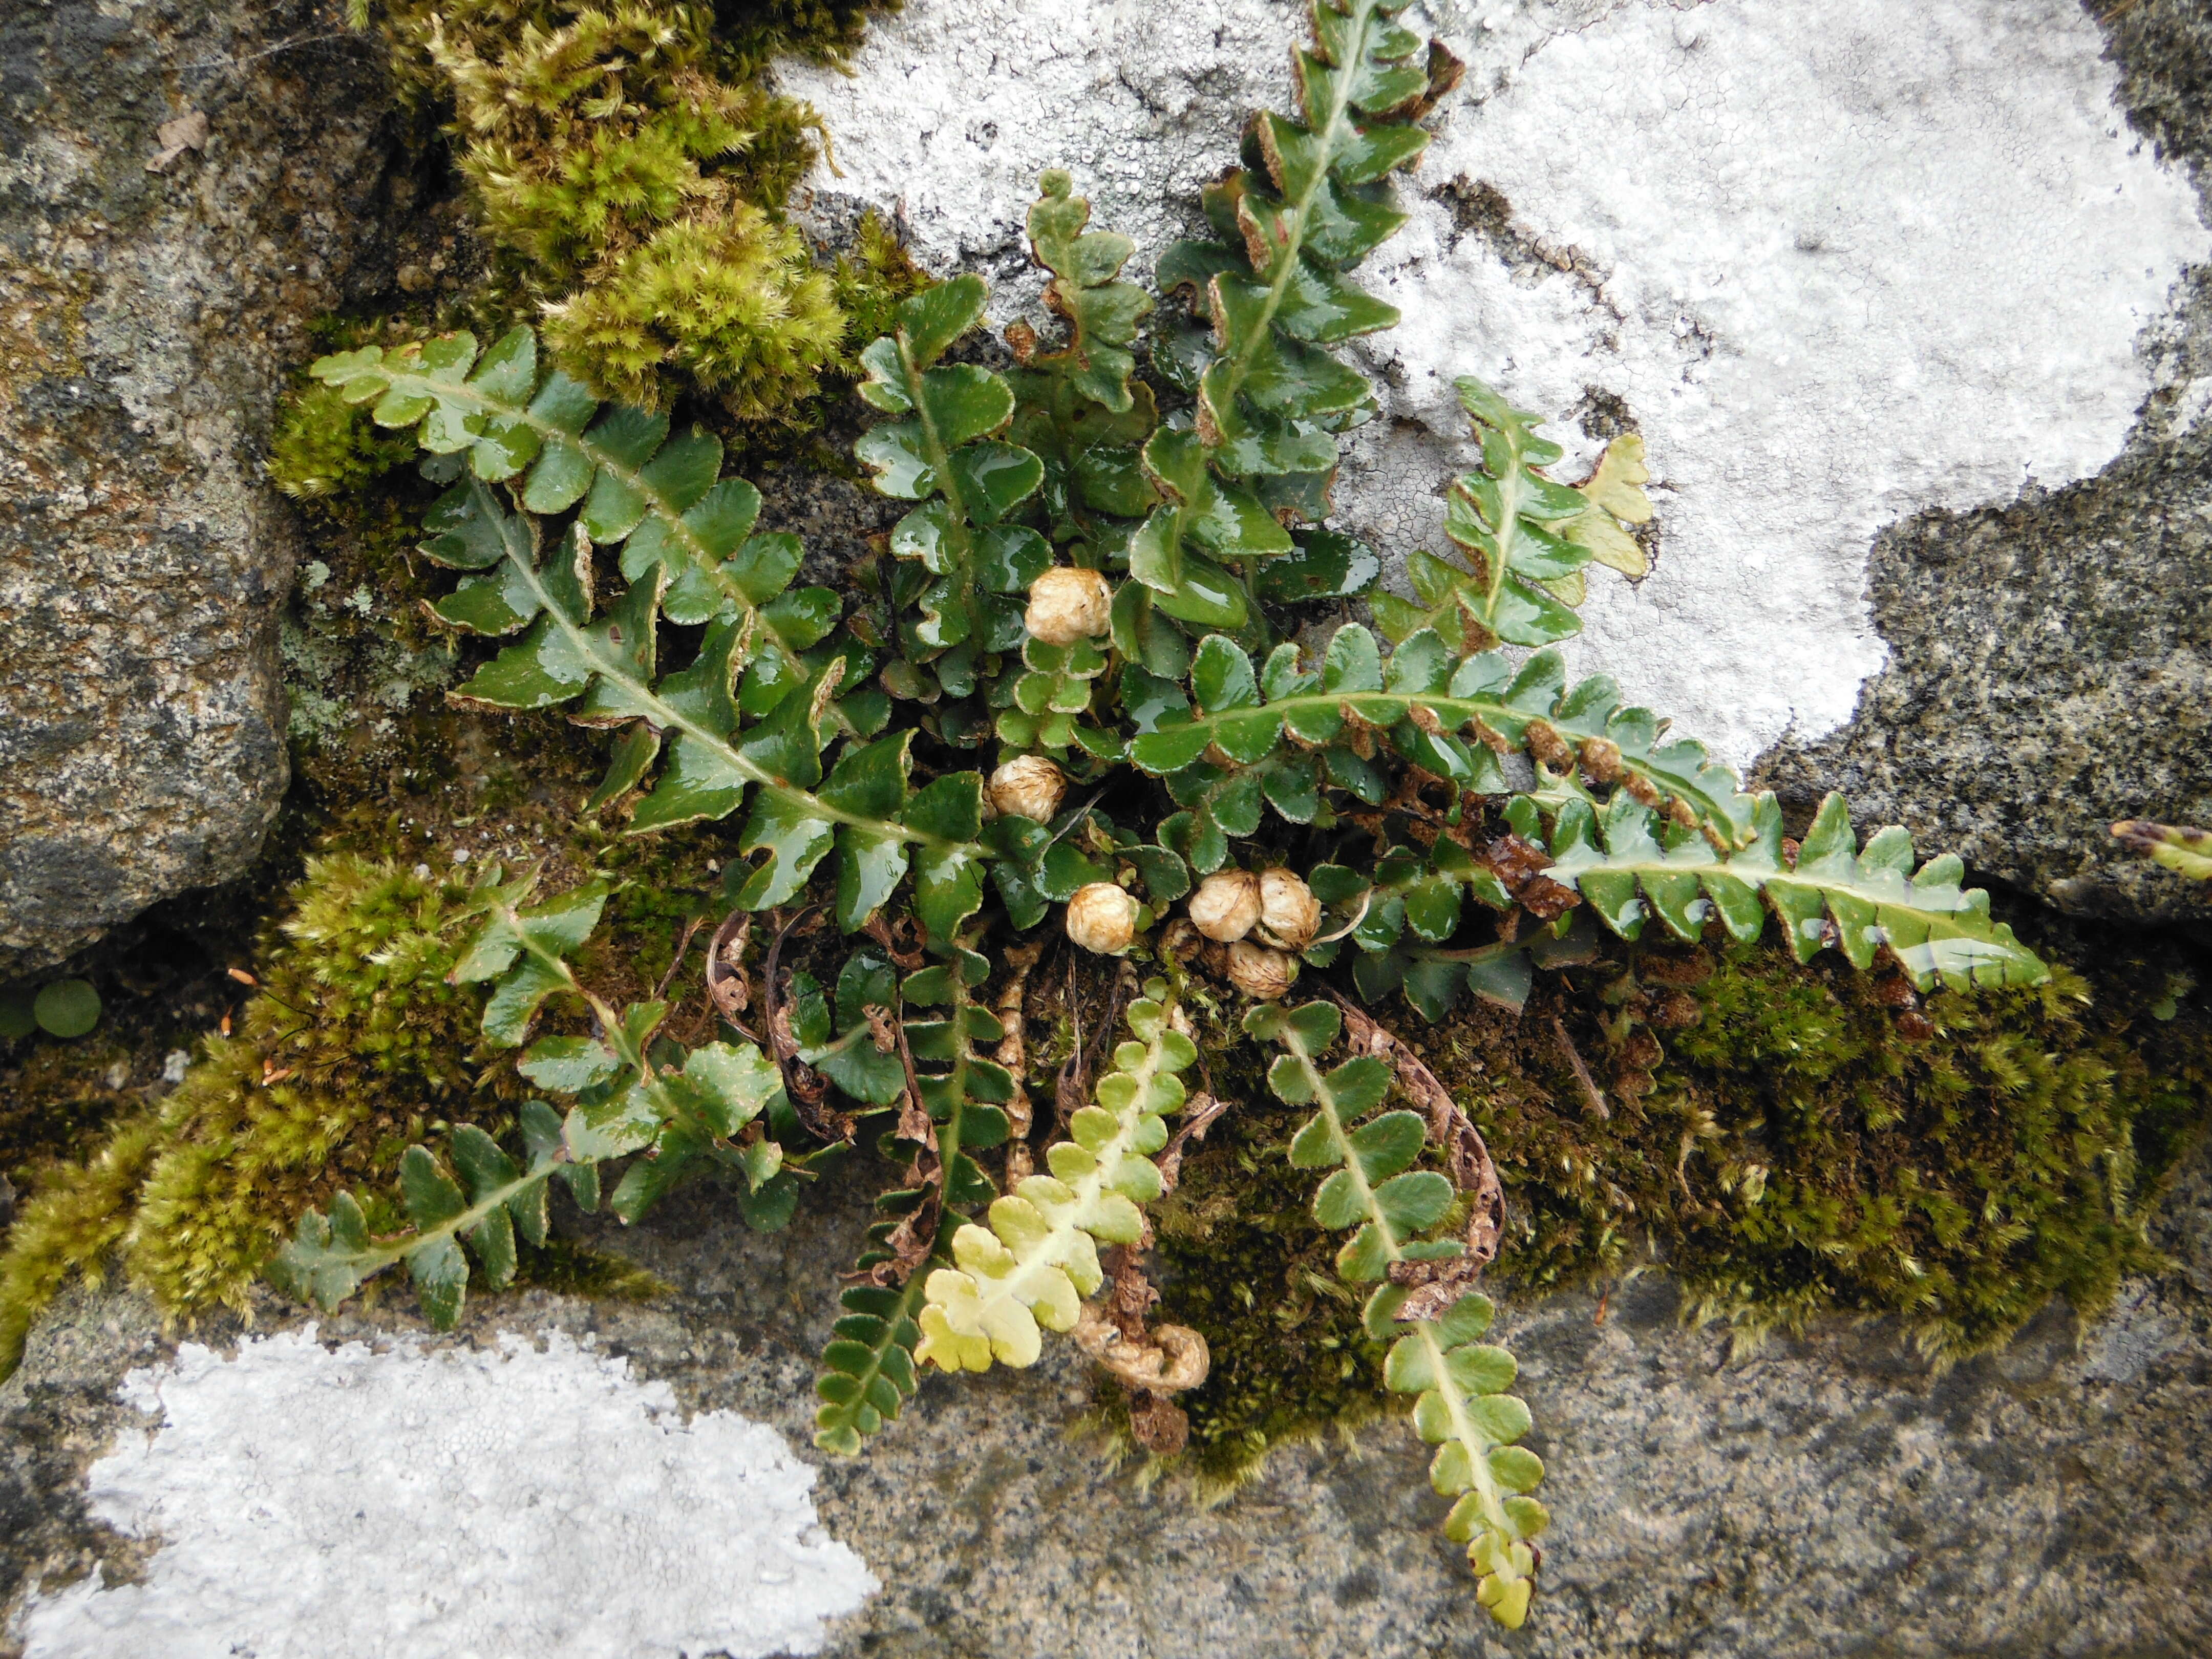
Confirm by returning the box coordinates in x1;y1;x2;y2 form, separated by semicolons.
146;109;209;173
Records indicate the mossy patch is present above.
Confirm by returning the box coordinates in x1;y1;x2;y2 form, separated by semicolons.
342;0;912;420
1074;917;2207;1495
0;817;729;1377
1138;1096;1394;1495
1430;921;2209;1360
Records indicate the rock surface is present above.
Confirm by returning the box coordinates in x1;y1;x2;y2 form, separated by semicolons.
781;0;2212;924
1756;2;2212;927
5;1132;2208;1658
0;0;406;979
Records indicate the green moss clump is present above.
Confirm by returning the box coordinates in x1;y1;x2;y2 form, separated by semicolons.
125;856;528;1313
710;0;894;75
358;0;904;417
269;381;417;501
1441;939;2209;1360
1141;1098;1393;1495
0;856;526;1375
542;207;842;415
0;1118;162;1375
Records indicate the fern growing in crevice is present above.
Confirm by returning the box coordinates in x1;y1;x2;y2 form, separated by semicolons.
1247;999;1545;1628
217;3;2098;1628
857;277;1049;700
274;868;797;1324
814;938;1013;1448
1375;376;1650;652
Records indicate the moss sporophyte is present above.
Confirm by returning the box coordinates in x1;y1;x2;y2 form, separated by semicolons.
7;0;2206;1633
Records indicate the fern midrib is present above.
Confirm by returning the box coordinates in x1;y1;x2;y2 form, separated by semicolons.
381;368;773;635
927;985;985;1243
487;504;977;857
1403;940;1527;966
1285;1027;1515;1543
966;1014;1175;1326
1562;846;2002;923
896;331;980;644
1215;0;1386;421
1159;687;1741;829
1476;435;1533;627
824;1266;933;1439
346;1162;552;1281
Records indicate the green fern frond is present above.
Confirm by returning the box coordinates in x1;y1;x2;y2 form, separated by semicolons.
1246;999;1544;1629
1125;624;1758;847
815;946;1011;1449
1019;169;1155;418
857;275;1049;690
916;980;1194;1371
1375;376;1649;651
1546;791;2047;992
273;881;793;1328
815;1269;931;1454
304;333;991;938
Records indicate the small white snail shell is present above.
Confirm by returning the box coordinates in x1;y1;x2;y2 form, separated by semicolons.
1188;869;1262;943
986;755;1067;824
1256;868;1320;951
1065;882;1138;954
1226;941;1296;1001
1024;567;1112;646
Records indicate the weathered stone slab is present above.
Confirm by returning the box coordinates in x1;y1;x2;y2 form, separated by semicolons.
3;1137;2206;1656
0;0;403;976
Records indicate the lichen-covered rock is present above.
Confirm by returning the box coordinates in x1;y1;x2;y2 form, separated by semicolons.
1756;3;2212;928
781;0;2212;925
4;1137;2207;1657
0;0;408;977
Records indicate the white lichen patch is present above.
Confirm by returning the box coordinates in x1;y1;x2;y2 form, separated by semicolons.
783;0;2208;766
12;1328;877;1659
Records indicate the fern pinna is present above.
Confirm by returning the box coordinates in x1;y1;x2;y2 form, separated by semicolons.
272;0;2047;1627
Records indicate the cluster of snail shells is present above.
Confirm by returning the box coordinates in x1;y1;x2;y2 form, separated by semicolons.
1060;864;1320;1003
1183;868;1316;999
1017;565;1321;998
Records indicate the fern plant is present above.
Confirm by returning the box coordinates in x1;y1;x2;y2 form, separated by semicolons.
265;0;2057;1627
2114;818;2212;881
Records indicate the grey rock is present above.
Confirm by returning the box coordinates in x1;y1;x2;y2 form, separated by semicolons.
5;1135;2207;1657
0;0;405;979
1750;1;2212;930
